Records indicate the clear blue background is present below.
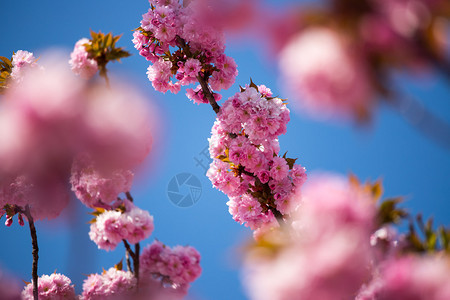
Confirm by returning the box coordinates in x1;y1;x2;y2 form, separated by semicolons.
0;0;449;299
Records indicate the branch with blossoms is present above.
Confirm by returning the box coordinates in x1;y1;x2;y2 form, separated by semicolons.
0;0;449;299
131;1;450;300
0;40;202;299
133;0;308;232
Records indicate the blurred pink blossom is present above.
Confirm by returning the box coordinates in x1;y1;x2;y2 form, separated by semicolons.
243;173;376;300
70;155;134;209
279;27;374;121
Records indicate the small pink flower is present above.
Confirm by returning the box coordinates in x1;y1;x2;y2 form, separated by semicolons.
69;38;98;79
269;157;289;181
183;58;201;77
10;50;37;82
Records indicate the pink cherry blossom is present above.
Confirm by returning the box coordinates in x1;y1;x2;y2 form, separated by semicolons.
22;273;76;300
70;155;134;208
134;0;238;100
140;240;202;286
89;201;154;250
243;173;376;300
279;27;374;121
10;50;38;82
81;268;136;300
372;255;450;300
207;85;306;231
69;38;99;79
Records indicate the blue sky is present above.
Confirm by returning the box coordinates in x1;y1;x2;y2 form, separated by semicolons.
0;1;449;299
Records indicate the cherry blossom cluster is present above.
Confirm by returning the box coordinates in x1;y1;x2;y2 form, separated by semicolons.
275;0;449;121
70;154;134;209
22;273;76;300
243;174;378;300
0;59;152;223
140;240;202;287
243;173;450;300
207;84;306;233
279;27;373;120
69;31;130;81
81;267;136;300
0;175;69;223
69;38;98;79
89;200;154;251
133;0;238;102
10;50;38;82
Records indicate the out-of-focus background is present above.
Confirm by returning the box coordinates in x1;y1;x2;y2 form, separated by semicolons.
0;0;448;299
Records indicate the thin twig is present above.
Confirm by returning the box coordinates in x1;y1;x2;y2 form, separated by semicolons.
196;74;221;114
390;92;450;150
123;239;135;259
134;243;141;286
125;191;134;203
24;205;39;300
125;248;133;273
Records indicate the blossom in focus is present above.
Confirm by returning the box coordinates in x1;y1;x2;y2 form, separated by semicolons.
134;0;238;97
279;27;374;121
243;173;376;300
22;273;76;300
89;201;154;251
207;85;306;231
10;50;38;82
69;38;99;79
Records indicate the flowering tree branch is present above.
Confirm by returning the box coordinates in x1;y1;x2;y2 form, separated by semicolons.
196;74;221;114
24;205;39;300
175;35;221;114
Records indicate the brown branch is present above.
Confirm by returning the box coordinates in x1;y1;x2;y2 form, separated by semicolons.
125;191;134;203
125;248;132;273
24;206;39;300
196;74;221;114
134;243;141;287
175;35;221;114
240;169;286;226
